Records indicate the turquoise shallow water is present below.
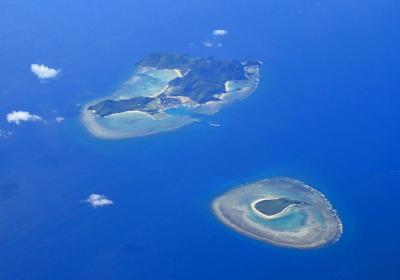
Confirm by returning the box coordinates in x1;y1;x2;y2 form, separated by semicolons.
82;60;259;139
213;178;342;248
0;0;400;279
113;68;179;99
81;67;196;138
248;207;307;231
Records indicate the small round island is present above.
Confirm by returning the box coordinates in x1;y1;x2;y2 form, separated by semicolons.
212;178;343;249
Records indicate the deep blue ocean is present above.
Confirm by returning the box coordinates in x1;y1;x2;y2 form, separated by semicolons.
1;0;399;279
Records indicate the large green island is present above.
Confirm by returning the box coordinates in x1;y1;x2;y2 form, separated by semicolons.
81;53;260;139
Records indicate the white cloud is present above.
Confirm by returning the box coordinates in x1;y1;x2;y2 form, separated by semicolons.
56;116;65;123
7;111;42;125
213;29;228;36
203;29;228;48
85;194;113;208
203;41;214;48
0;129;13;138
31;64;60;79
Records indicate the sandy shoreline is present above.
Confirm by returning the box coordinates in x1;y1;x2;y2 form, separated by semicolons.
80;61;261;139
250;198;298;220
81;104;197;140
212;178;343;249
80;107;127;139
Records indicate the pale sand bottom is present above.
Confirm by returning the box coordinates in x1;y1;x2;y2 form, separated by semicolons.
81;108;196;139
113;68;180;99
212;178;343;249
193;66;260;115
80;64;260;139
250;198;299;220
